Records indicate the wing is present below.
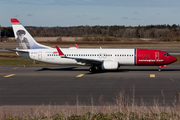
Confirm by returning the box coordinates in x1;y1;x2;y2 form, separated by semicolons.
55;46;102;65
71;57;102;65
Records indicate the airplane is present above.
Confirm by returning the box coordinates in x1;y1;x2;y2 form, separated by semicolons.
10;18;177;72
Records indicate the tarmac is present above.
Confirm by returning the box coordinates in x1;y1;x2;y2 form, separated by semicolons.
0;63;180;106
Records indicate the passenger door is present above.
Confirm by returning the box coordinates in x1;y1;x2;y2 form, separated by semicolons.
155;52;159;64
38;51;42;60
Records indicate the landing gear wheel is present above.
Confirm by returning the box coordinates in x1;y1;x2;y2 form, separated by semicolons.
89;66;96;73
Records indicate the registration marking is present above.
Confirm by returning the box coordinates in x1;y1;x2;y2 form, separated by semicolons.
4;74;15;78
76;74;84;77
150;74;155;78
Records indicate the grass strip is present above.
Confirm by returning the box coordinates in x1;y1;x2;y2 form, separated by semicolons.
0;57;49;65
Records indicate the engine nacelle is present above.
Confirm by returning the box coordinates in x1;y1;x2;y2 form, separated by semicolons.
101;61;119;70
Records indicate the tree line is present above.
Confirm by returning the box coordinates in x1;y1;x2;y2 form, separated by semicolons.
1;24;180;39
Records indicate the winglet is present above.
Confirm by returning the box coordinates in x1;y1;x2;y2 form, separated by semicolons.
75;44;79;49
55;46;64;56
11;18;20;23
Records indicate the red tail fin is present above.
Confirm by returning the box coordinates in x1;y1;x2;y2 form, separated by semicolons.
11;18;20;23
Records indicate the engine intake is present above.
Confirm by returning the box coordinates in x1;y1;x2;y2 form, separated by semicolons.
101;61;119;70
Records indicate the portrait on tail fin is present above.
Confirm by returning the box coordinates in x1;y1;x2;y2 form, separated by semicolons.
16;30;30;49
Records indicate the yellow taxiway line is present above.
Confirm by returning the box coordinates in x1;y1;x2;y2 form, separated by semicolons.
76;74;84;77
4;74;15;78
150;74;155;78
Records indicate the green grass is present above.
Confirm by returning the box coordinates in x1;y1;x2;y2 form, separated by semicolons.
0;57;49;65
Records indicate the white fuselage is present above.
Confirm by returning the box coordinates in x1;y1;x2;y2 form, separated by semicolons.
21;48;135;66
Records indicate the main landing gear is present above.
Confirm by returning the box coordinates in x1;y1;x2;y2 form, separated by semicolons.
158;65;167;72
89;65;102;73
89;66;96;73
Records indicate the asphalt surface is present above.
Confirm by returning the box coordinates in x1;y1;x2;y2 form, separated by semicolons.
0;64;180;106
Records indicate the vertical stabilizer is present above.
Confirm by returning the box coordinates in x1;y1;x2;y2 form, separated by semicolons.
11;18;51;49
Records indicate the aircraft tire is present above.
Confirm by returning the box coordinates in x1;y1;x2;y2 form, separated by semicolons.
89;66;96;73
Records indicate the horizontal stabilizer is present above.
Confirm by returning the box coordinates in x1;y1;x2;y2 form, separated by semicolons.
6;48;29;53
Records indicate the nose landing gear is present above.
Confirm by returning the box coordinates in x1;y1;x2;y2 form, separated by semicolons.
158;65;167;72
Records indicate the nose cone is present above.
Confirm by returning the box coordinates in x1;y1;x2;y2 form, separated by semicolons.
171;56;177;63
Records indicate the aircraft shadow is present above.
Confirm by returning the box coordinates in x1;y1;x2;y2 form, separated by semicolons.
119;69;180;72
36;67;180;74
86;69;180;74
37;67;88;71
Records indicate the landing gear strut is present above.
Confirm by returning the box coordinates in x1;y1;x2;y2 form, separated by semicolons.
158;65;167;72
158;67;161;72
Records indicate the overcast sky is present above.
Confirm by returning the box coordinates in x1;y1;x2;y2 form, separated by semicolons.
0;0;180;27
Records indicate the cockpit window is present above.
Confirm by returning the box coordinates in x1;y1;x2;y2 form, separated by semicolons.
164;54;170;56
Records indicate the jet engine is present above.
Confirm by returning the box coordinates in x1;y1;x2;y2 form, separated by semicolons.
101;61;119;70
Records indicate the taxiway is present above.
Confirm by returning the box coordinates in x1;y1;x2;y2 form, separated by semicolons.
0;64;180;106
